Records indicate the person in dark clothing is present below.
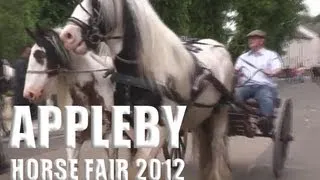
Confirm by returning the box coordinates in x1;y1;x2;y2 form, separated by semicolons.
13;46;38;133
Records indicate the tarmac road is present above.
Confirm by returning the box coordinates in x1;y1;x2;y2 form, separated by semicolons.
1;80;320;179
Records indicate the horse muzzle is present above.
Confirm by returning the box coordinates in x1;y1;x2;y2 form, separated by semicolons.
23;87;44;103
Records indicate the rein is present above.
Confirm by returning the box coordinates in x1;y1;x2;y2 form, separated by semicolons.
115;55;137;64
27;67;114;76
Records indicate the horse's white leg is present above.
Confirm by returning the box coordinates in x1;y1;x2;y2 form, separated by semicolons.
65;141;84;177
66;145;82;162
127;124;167;180
192;117;213;179
65;142;83;179
208;106;232;180
65;128;90;178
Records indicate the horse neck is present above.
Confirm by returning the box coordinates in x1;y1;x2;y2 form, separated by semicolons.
101;0;124;57
121;0;195;97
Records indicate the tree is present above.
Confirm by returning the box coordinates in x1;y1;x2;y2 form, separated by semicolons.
0;0;41;59
228;0;307;61
151;0;191;35
188;0;233;43
0;0;306;61
151;0;233;44
0;0;75;60
36;0;76;27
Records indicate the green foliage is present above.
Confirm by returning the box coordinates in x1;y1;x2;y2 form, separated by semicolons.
0;0;75;60
0;0;41;59
188;0;233;43
151;0;233;44
36;0;76;27
151;0;192;35
228;0;306;60
0;0;306;62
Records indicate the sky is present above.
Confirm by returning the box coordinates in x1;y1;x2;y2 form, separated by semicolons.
305;0;320;16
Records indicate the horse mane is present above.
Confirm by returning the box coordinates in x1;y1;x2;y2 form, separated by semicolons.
101;0;195;97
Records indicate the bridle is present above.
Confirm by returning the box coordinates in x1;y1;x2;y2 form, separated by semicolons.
67;0;138;67
67;0;122;50
27;66;115;78
25;25;116;77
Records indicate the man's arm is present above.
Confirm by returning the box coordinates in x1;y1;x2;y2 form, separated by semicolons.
265;53;283;76
234;56;243;71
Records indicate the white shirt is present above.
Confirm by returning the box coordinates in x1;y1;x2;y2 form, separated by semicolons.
235;48;282;87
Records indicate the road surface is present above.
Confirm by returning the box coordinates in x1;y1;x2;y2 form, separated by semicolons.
1;80;320;179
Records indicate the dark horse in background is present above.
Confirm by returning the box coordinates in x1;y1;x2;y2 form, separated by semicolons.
310;65;320;85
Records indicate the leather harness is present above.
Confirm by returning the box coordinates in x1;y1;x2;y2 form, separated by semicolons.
110;39;233;110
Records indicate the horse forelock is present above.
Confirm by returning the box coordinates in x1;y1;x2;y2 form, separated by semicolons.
32;27;71;73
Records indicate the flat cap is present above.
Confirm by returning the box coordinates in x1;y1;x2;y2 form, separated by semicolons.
247;30;266;38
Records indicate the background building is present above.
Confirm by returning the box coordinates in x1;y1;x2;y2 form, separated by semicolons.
282;25;320;68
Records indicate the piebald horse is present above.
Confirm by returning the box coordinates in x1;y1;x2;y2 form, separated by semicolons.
23;26;121;175
59;0;234;179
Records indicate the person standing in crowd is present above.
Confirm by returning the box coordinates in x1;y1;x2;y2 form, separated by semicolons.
13;45;38;133
295;62;306;83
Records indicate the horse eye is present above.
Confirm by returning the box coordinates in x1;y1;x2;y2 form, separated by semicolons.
33;50;46;65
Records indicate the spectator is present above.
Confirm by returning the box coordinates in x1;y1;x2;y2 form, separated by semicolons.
295;62;306;83
13;45;38;133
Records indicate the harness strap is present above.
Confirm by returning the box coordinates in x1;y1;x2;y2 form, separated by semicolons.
110;72;155;91
27;67;114;74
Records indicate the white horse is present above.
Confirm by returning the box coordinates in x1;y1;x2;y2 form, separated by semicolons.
59;0;234;179
23;26;119;176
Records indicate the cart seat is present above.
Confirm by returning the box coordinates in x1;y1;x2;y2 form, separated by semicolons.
246;98;281;108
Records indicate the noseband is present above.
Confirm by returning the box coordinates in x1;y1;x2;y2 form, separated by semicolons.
68;0;122;50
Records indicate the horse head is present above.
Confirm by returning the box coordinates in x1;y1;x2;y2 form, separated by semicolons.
24;25;72;102
24;25;115;103
59;0;122;55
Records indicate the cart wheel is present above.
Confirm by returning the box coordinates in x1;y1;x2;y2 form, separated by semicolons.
163;131;188;169
273;98;293;178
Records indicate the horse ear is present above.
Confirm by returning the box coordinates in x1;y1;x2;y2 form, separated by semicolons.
25;28;37;41
35;23;44;35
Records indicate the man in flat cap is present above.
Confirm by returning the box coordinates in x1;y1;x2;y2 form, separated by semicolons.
234;29;283;135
